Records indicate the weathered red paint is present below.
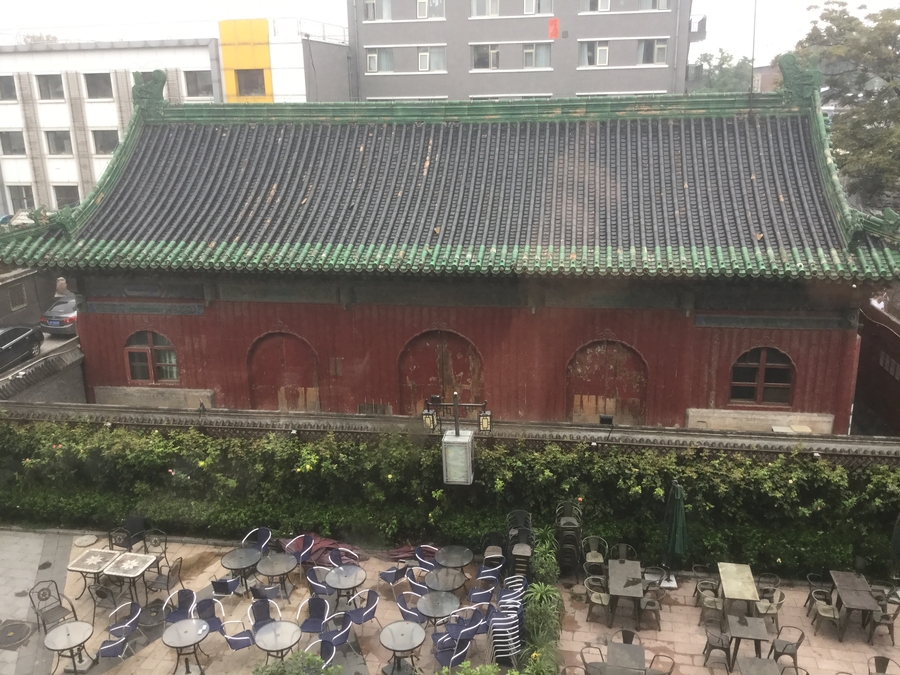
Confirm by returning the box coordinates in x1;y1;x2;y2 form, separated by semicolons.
567;341;648;425
398;330;484;416
78;302;859;432
857;307;900;434
248;332;319;411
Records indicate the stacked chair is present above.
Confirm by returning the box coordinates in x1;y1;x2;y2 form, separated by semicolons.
488;601;524;669
507;510;533;576
556;501;583;577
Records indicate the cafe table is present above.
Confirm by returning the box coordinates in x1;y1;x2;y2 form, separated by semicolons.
736;657;781;675
104;552;157;604
221;547;262;593
255;621;302;662
424;568;467;593
162;618;210;675
325;564;367;609
256;553;298;603
417;591;460;629
727;615;770;669
606;559;644;627
718;562;759;614
607;642;645;669
831;571;881;636
434;546;473;570
380;620;426;675
44;621;96;674
66;549;121;599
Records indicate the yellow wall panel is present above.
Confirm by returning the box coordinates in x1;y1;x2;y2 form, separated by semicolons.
219;18;273;102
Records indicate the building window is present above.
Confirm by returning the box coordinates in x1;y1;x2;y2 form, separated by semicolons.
639;39;668;64
364;0;392;20
524;43;551;68
471;0;500;16
640;0;669;8
185;71;213;97
36;74;64;100
730;347;793;405
580;41;609;66
366;48;395;73
581;0;610;9
92;130;119;155
524;0;552;13
8;284;26;312
236;69;266;96
46;131;72;155
880;351;900;381
84;73;113;99
473;44;500;70
8;186;34;211
418;46;446;71
417;0;444;17
125;331;179;383
0;76;16;101
0;131;26;155
53;185;80;209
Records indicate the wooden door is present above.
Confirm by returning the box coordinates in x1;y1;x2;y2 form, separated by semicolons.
248;332;320;411
567;340;647;425
399;330;484;416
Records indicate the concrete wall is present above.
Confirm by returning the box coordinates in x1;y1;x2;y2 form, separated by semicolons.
303;39;352;102
0;268;55;327
11;360;87;403
685;408;834;434
94;386;214;409
348;0;695;100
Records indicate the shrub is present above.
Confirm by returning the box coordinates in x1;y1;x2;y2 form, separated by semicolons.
252;649;340;675
530;543;560;585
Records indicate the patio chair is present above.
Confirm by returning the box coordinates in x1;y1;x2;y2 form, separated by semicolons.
476;556;505;580
307;566;336;597
585;575;611;624
610;629;641;645
488;609;524;668
145;556;184;595
210;575;241;604
869;597;900;645
406;566;430;596
241;527;272;554
467;575;498;604
693;565;718;604
702;619;731;672
611;543;638;561
88;583;123;625
397;592;427;624
249;575;281;602
319;612;356;654
96;634;133;662
328;547;360;567
639;587;666;631
642;566;667;591
347;589;382;636
756;588;787;630
434;638;471;671
583;536;609;566
192;598;225;634
415;544;439;571
556;501;583;529
305;639;338;669
285;534;315;566
296;597;331;641
695;579;719;606
108;514;146;552
498;575;528;607
647;654;676;675
871;580;897;605
804;573;827;616
756;573;781;595
29;580;76;634
811;589;842;640
142;528;168;574
869;657;900;675
379;564;408;601
248;599;281;632
507;509;532;534
581;645;604;670
767;626;805;669
698;587;725;627
584;561;605;578
780;668;809;675
481;531;506;565
108;602;145;642
163;588;196;624
435;607;484;648
221;620;256;652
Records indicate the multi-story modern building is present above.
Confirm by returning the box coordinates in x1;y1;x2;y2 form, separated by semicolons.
0;18;348;216
345;0;705;101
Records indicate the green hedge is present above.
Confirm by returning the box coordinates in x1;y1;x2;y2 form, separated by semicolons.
0;421;897;577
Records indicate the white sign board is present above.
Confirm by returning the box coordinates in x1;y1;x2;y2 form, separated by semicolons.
442;429;474;485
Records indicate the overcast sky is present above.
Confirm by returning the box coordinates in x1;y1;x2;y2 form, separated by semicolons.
0;0;895;66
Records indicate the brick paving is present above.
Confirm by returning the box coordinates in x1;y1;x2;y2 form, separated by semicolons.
7;530;900;675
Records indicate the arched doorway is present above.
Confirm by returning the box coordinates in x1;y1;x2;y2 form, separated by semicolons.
248;332;320;411
566;340;647;425
399;330;484;416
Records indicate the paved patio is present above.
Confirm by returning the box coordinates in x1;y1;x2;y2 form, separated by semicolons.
4;528;900;675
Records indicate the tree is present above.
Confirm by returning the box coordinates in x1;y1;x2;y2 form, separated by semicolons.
694;50;754;93
792;1;900;203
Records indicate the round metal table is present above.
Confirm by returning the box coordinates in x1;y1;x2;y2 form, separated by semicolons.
221;547;262;592
380;620;426;675
416;591;460;627
44;621;95;674
254;620;302;662
162;619;210;675
434;545;473;569
325;564;367;607
256;553;298;602
424;568;466;592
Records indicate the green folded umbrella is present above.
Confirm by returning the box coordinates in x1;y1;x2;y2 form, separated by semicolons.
664;481;687;567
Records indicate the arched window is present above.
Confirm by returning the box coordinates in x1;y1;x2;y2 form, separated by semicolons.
125;331;178;383
730;347;792;404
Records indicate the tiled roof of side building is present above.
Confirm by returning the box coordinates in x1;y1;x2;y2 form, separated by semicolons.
3;61;898;280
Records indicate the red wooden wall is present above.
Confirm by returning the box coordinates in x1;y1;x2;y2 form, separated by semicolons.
857;307;900;435
78;299;860;433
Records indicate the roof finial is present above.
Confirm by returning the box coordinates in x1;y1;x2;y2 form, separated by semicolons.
778;54;822;106
132;69;168;116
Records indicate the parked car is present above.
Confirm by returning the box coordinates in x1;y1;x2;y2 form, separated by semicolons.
0;326;43;371
40;297;77;336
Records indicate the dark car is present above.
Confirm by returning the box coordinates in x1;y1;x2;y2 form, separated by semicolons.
40;297;77;335
0;326;43;371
